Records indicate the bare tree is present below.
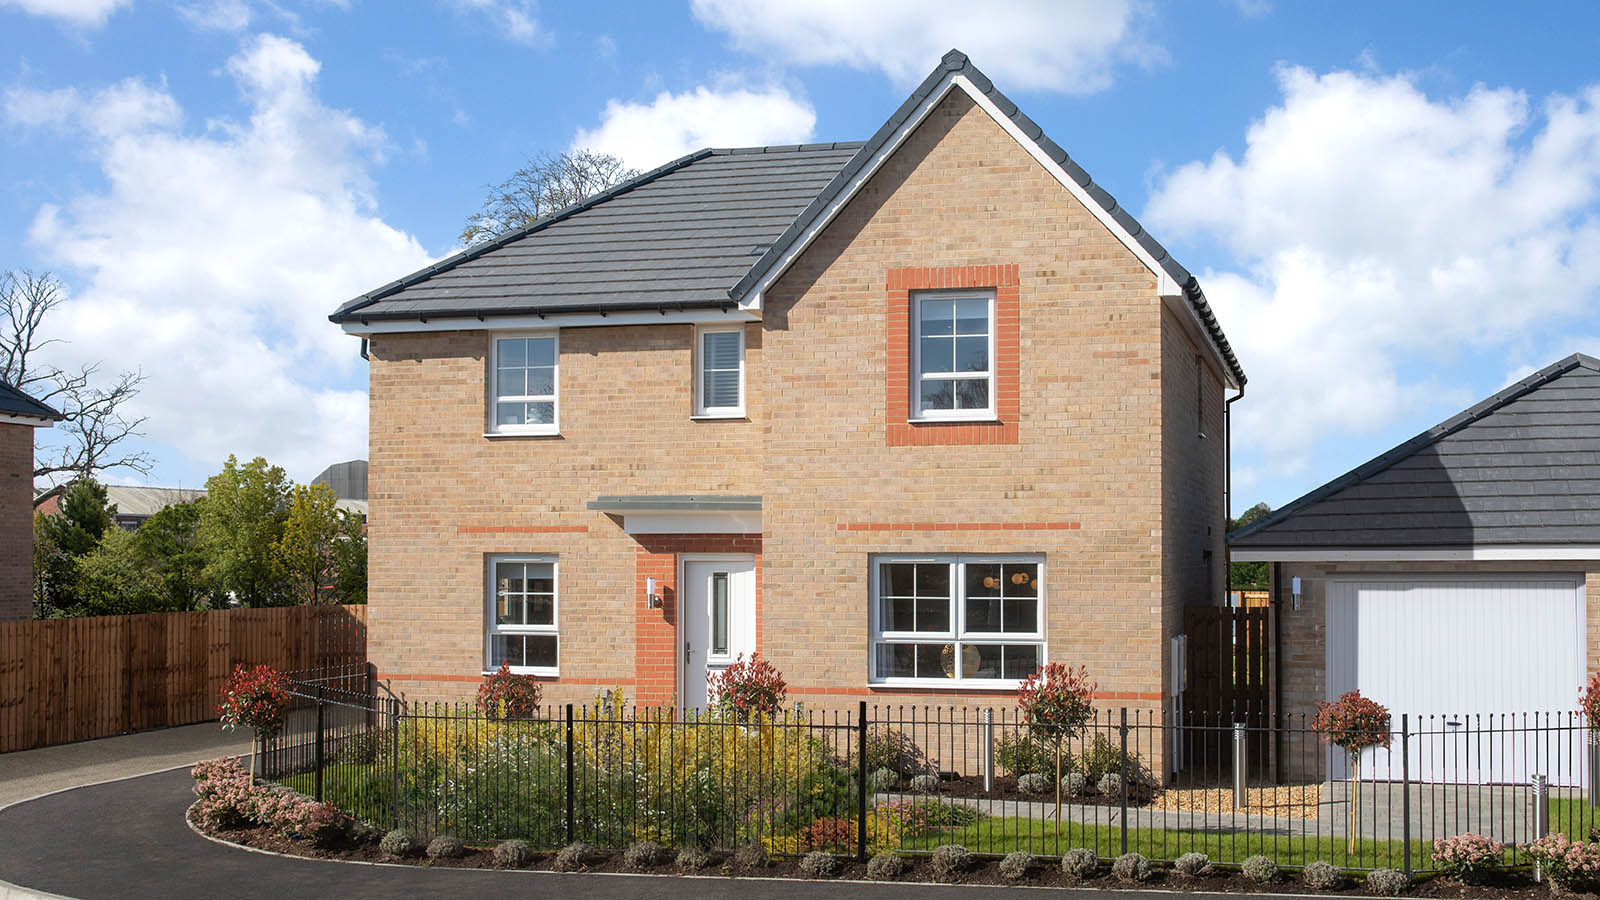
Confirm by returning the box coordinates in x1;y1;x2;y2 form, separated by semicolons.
460;149;638;246
0;270;152;482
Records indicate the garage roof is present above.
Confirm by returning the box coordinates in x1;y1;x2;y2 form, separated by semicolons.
1228;353;1600;550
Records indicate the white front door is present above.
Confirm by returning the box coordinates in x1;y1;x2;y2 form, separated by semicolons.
681;558;756;711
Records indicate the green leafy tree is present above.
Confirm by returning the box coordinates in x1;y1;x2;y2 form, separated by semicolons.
1227;502;1272;590
199;455;290;607
33;479;118;616
329;509;367;604
74;527;166;616
133;499;216;610
274;483;345;605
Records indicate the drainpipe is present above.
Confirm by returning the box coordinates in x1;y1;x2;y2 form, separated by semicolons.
1224;382;1245;603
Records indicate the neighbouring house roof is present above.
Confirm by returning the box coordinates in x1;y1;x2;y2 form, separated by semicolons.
327;51;1243;387
0;379;63;423
33;483;368;523
587;495;762;512
313;459;367;501
1228;353;1600;551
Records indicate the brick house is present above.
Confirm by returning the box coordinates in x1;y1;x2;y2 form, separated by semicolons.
331;51;1246;729
0;380;62;621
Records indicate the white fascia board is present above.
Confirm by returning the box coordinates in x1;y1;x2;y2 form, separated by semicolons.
0;413;54;428
1230;546;1600;562
342;307;758;336
620;511;761;535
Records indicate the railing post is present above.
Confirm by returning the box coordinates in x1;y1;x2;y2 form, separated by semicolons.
982;708;995;792
1119;707;1129;856
1232;722;1248;810
1402;714;1411;877
314;685;325;802
364;661;377;730
565;703;576;845
857;700;868;863
388;697;400;830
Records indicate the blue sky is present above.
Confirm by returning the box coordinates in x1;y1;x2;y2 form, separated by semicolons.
2;1;1598;514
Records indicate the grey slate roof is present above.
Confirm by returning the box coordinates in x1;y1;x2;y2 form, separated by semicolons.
328;50;1243;388
0;379;62;421
729;49;1245;388
331;144;863;323
587;495;762;512
1228;353;1600;550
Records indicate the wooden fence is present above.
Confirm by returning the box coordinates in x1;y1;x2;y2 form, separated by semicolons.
1181;604;1274;776
0;604;366;753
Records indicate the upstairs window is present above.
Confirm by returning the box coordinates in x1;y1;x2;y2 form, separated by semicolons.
491;333;558;434
912;291;995;420
694;325;745;417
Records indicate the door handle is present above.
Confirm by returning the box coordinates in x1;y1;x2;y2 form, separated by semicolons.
684;640;691;667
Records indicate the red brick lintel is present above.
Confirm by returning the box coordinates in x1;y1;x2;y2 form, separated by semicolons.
837;522;1080;532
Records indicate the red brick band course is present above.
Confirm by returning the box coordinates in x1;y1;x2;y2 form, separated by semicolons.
456;525;589;534
838;521;1080;532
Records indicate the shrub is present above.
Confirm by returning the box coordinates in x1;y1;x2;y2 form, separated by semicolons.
799;851;840;878
865;727;933;778
1017;662;1096;749
999;851;1036;881
883;798;980;836
908;773;940;794
379;828;417;858
707;653;787;720
553;842;598;872
867;851;909;880
1526;834;1600;893
1432;832;1504;884
1174;852;1210;876
1078;733;1146;783
1241;855;1279;883
1303;860;1343;890
1096;773;1123;797
1314;691;1392;756
1061;772;1088;796
1112;852;1152;883
190;756;258;829
623;840;667;868
217;664;290;743
1583;671;1600;729
1062;847;1099;878
1016;772;1051;795
475;662;542;719
994;731;1051;777
1365;868;1410;896
796;816;856;852
732;843;768;870
930;844;973;882
867;767;900;793
426;835;464;860
493;839;532;869
301;803;354;848
676;846;714;872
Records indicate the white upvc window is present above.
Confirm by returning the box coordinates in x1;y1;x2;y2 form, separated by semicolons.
486;555;558;675
869;554;1045;687
694;324;745;417
490;332;558;435
911;290;996;421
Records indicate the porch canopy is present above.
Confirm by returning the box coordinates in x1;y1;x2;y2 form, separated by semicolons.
586;495;761;535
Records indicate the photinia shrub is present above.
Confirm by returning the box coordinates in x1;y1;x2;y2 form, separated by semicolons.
1017;662;1096;748
1313;691;1391;756
476;662;543;719
708;653;788;720
1581;672;1600;730
217;664;290;743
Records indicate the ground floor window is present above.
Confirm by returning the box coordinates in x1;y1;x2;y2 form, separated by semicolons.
869;554;1044;687
486;555;557;674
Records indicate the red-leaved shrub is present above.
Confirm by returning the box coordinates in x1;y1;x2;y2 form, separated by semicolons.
1313;691;1391;755
218;664;290;742
708;653;788;720
1581;672;1600;729
797;816;856;852
476;662;543;719
1017;663;1096;746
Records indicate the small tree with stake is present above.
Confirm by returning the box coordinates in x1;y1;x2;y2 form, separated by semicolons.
1314;691;1391;852
218;664;291;777
1017;663;1096;828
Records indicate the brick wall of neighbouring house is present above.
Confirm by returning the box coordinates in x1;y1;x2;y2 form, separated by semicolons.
0;423;34;621
759;86;1178;747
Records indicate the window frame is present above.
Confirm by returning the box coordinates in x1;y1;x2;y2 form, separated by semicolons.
692;323;746;418
909;289;998;422
484;554;559;676
868;553;1045;688
488;330;560;436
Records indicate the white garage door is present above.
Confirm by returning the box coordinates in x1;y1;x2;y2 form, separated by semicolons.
1326;577;1586;784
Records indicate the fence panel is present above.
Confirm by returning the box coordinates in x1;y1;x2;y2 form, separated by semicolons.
0;604;366;753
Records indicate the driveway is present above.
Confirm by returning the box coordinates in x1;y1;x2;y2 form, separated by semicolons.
0;766;1315;900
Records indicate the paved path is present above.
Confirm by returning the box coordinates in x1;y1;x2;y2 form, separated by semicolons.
0;767;1318;900
0;722;250;808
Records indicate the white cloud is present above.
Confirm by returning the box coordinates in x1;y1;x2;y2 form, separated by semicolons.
0;0;127;27
690;0;1156;95
443;0;543;46
176;0;254;32
1145;66;1600;483
5;33;433;480
573;80;816;170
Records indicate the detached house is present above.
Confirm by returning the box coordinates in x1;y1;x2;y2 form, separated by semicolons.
332;52;1246;725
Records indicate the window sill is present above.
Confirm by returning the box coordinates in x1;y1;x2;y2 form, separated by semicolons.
690;412;748;421
483;430;561;439
868;680;1023;691
906;417;1002;425
484;667;559;678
